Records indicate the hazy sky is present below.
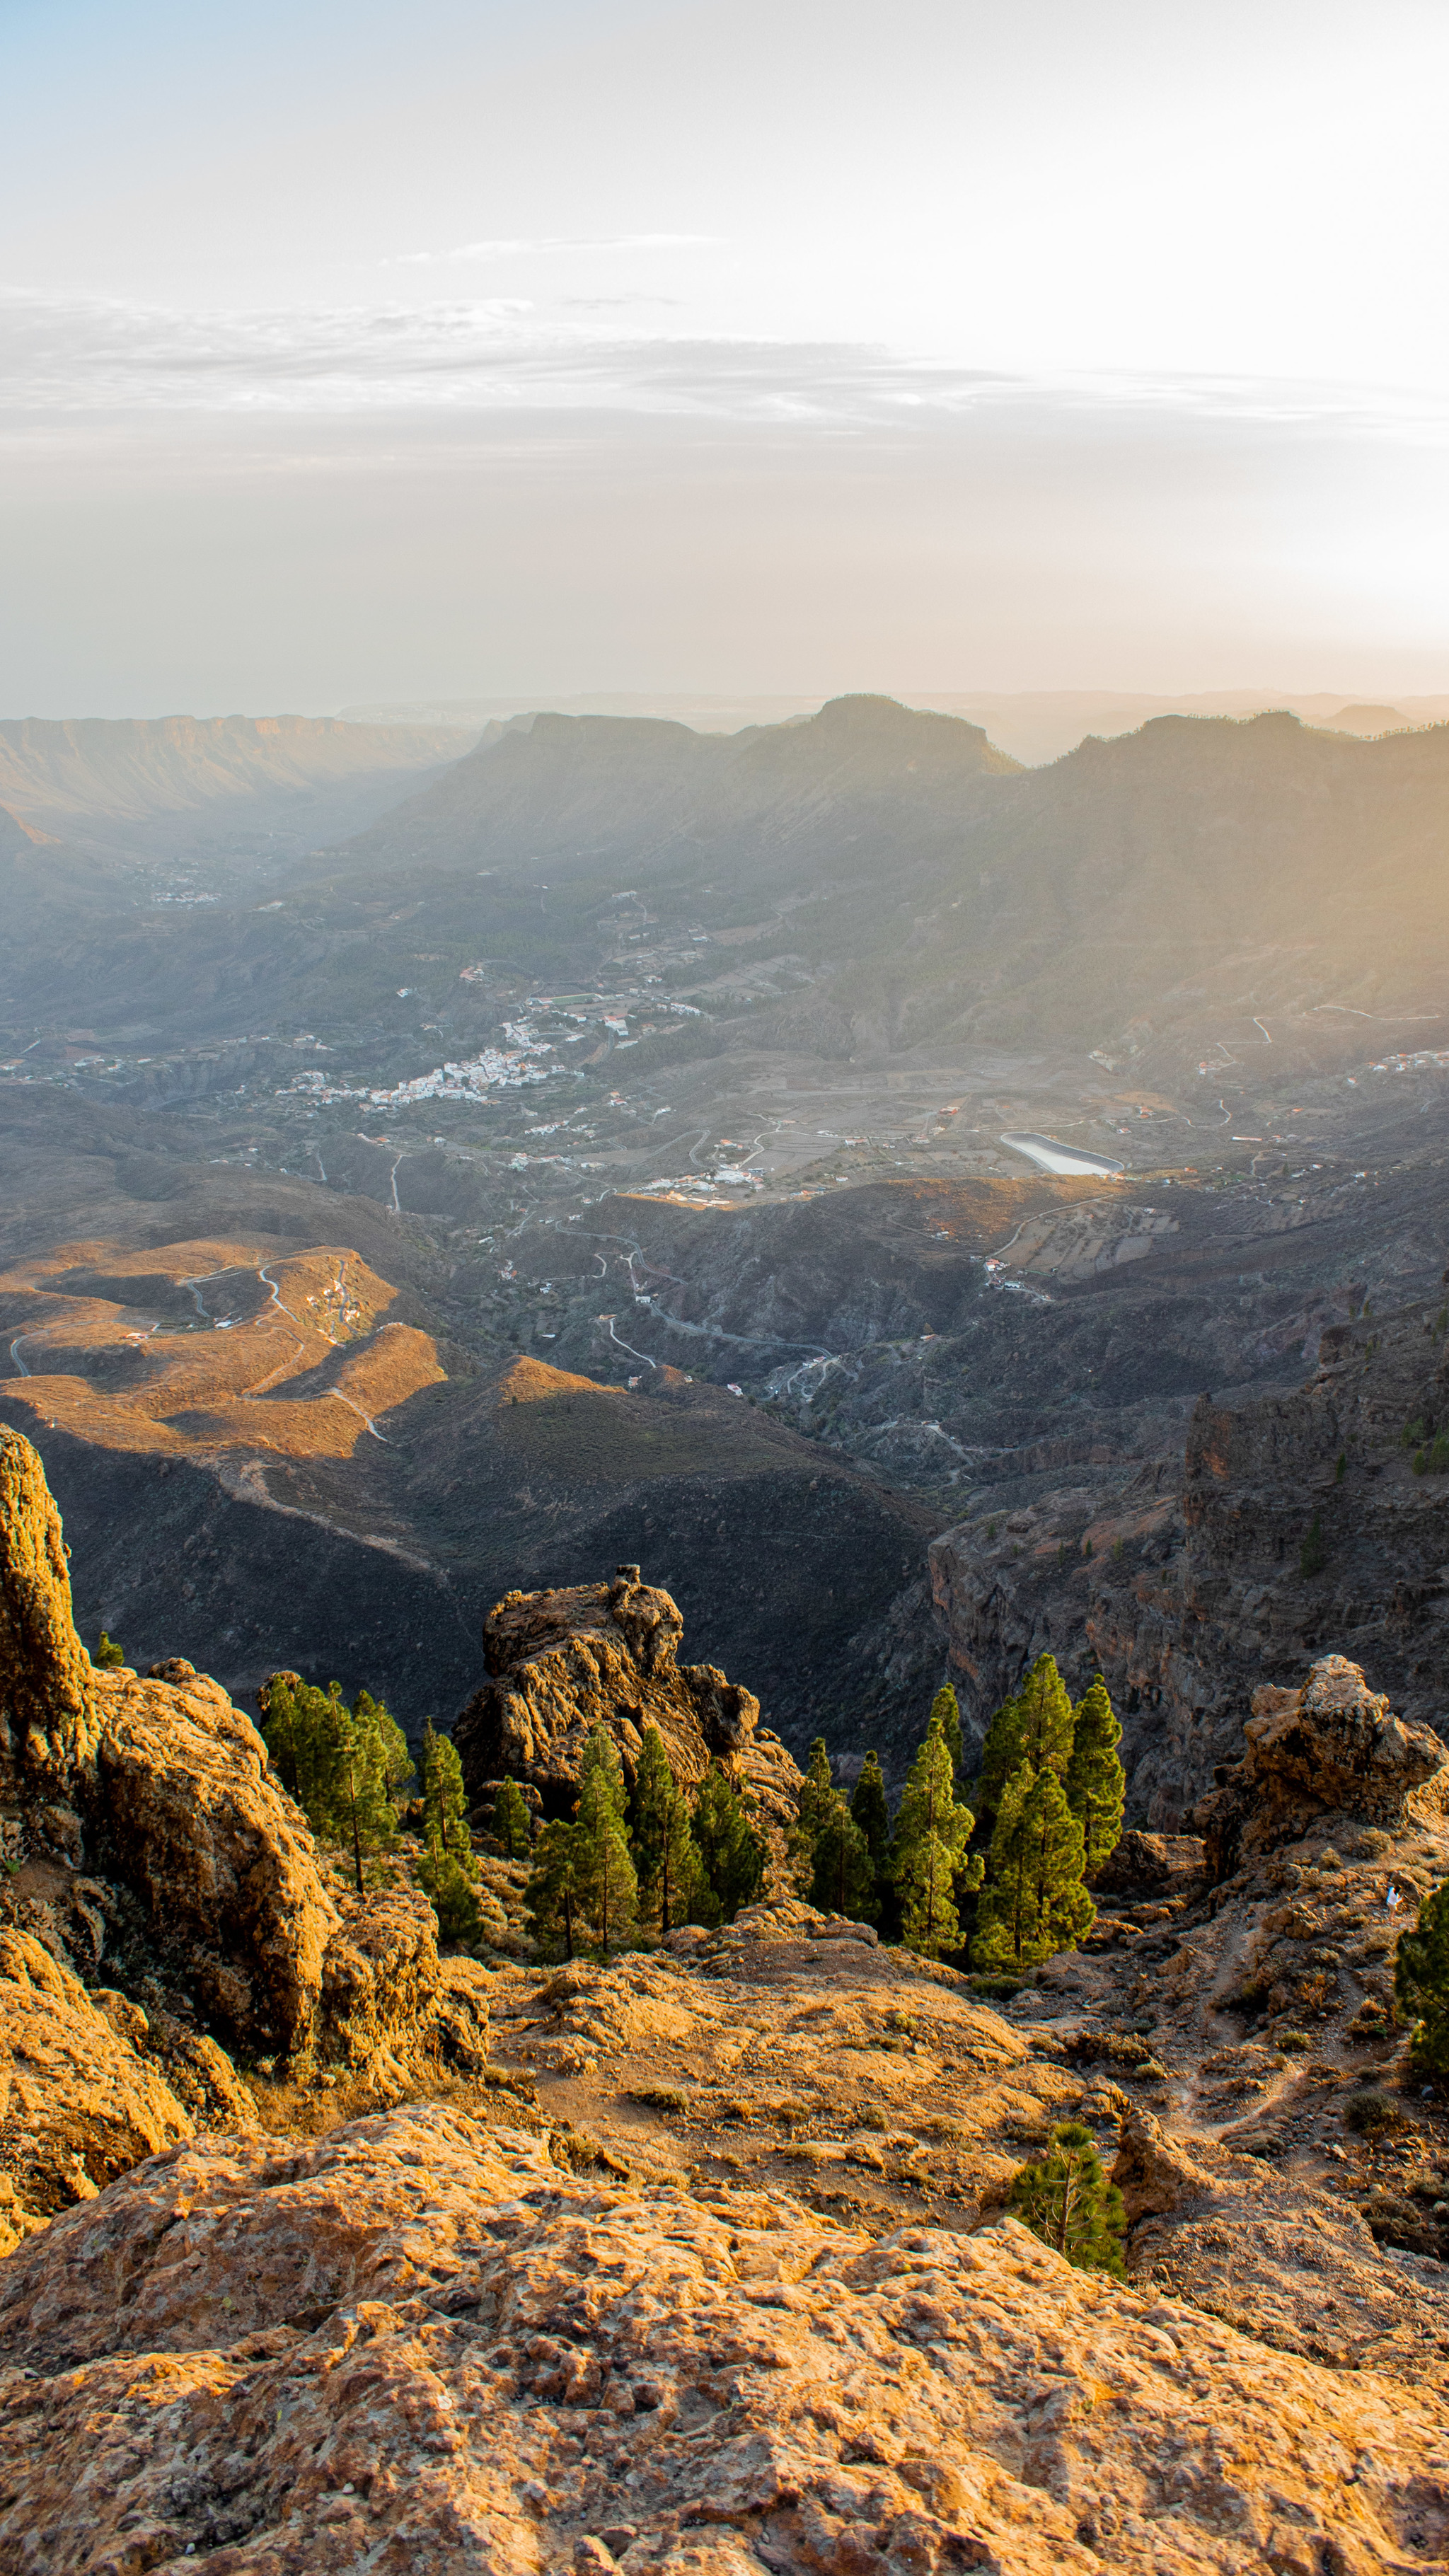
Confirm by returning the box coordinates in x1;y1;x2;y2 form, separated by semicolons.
4;0;1448;713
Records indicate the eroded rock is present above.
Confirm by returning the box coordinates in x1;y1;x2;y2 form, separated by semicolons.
2;2102;1447;2576
455;1565;803;1825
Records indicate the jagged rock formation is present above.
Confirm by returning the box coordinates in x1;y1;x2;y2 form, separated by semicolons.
0;1425;490;2240
1189;1653;1449;1881
454;1565;804;1826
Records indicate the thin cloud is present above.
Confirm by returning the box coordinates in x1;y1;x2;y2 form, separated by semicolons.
383;233;722;269
1;287;1443;448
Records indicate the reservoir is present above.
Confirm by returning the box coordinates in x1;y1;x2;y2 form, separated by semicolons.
1000;1131;1126;1178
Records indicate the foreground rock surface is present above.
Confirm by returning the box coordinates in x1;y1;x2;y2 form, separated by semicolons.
456;1566;803;1826
4;2098;1448;2576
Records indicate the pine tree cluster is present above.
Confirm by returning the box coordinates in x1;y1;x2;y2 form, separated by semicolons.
258;1674;413;1894
787;1658;1126;1975
526;1726;767;1961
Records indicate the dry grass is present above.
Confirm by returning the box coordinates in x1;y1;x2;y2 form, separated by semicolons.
0;1237;444;1460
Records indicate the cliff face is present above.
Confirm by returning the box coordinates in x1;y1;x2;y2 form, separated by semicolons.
0;1426;489;2245
454;1564;804;1827
929;1293;1449;1827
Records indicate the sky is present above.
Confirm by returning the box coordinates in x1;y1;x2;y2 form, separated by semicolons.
4;0;1448;715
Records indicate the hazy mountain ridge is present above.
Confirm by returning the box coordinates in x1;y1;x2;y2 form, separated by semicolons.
0;712;475;831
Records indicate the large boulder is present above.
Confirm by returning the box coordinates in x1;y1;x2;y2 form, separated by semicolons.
454;1562;803;1825
89;1660;336;2059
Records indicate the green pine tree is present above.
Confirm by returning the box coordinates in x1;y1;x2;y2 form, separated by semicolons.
574;1724;639;1958
528;1818;585;1959
355;1690;415;1801
492;1776;533;1859
258;1674;398;1888
850;1751;890;1869
628;1726;703;1936
1065;1677;1126;1881
790;1735;836;1888
974;1760;1094;1969
693;1764;766;1921
422;1721;475;1869
978;1651;1075;1820
891;1707;979;1958
809;1795;878;1922
334;1691;401;1894
1008;2122;1126;2276
1395;1878;1449;2077
94;1630;125;1670
972;1760;1037;1970
1024;1766;1095;1954
929;1682;964;1784
417;1848;483;1944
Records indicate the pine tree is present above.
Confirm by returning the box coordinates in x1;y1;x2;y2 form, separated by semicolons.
809;1796;878;1922
94;1631;125;1670
1024;1766;1095;1954
492;1777;533;1859
850;1752;890;1869
890;1708;978;1958
421;1721;474;1868
790;1735;836;1888
974;1760;1094;1970
1008;2122;1126;2276
257;1674;398;1887
573;1724;638;1958
356;1690;415;1801
930;1683;964;1785
972;1760;1037;1970
417;1849;483;1944
335;1691;401;1894
693;1764;766;1921
1066;1677;1125;1879
628;1726;702;1936
528;1818;584;1958
1395;1878;1449;2076
981;1653;1075;1806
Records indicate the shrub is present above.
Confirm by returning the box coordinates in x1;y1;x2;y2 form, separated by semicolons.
1395;1878;1449;2077
1007;2121;1127;2277
1299;1513;1328;1576
1343;2087;1402;2137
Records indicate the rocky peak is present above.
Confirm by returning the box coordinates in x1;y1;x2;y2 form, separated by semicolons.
456;1565;802;1825
1190;1651;1449;1878
0;1423;97;1785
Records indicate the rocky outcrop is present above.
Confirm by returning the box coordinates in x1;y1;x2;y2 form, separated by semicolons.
1188;1653;1449;1879
0;1931;195;2253
455;1564;803;1826
4;2099;1448;2576
0;1426;490;2236
1090;1830;1208;1898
